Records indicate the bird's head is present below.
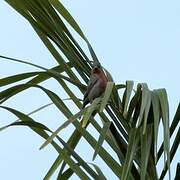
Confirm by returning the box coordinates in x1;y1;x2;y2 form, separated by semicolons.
91;61;102;74
91;66;102;75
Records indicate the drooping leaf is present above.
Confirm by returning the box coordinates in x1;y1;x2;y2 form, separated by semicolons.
122;81;134;117
136;83;149;127
0;55;86;91
157;89;170;177
0;103;51;131
140;125;153;180
142;90;151;134
126;84;141;123
0;120;51;132
151;90;161;162
111;84;122;111
0;71;43;87
0;105;61;152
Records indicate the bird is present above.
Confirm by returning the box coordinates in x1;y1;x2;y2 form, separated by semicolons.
82;65;108;108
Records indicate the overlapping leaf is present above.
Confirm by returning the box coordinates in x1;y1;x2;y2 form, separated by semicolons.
1;0;178;179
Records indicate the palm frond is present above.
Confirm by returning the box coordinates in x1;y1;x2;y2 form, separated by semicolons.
1;0;179;179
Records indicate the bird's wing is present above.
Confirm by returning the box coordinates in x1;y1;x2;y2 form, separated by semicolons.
83;74;98;100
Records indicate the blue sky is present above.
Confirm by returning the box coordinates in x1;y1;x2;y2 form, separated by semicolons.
0;0;179;179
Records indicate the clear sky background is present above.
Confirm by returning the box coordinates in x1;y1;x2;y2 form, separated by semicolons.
0;0;179;179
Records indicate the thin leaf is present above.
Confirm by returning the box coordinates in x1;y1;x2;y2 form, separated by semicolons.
100;82;114;112
55;149;90;180
82;97;101;127
0;55;47;70
49;0;85;39
56;136;99;179
142;90;151;134
122;81;134;117
111;84;122;111
0;121;51;132
106;106;129;139
174;162;180;180
169;103;180;135
0;102;53;131
93;121;111;160
158;102;180;161
40;110;84;150
0;71;43;87
151;90;160;162
116;84;126;90
159;127;180;180
121;128;139;180
0;55;86;90
126;84;141;122
44;155;63;180
58;167;74;180
0;105;61;152
89;163;107;180
136;83;149;127
140;125;153;180
157;89;170;177
70;118;122;178
86;41;100;64
109;122;140;179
